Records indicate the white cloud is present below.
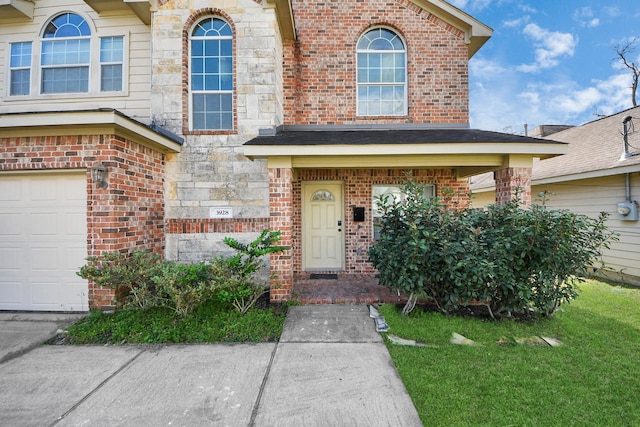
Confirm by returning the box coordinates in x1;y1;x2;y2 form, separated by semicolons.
470;68;634;131
517;23;577;72
503;16;529;28
573;7;600;28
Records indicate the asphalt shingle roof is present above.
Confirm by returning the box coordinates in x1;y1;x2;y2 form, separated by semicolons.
245;128;562;146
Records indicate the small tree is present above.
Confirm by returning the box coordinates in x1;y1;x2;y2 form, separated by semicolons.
615;38;639;107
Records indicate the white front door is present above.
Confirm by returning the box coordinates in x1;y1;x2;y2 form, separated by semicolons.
302;182;344;270
0;172;88;311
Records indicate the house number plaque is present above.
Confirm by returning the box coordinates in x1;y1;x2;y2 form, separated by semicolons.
210;207;233;218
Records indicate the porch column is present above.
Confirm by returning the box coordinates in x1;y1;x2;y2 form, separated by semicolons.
268;166;294;301
494;167;532;207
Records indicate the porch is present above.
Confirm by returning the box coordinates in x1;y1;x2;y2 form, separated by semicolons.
291;273;408;305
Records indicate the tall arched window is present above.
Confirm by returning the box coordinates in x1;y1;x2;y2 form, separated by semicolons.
356;28;407;116
41;13;91;93
190;17;234;131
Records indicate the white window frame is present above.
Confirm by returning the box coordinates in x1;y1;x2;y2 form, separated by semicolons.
4;13;128;100
9;42;32;96
188;17;234;131
372;184;435;240
356;27;408;117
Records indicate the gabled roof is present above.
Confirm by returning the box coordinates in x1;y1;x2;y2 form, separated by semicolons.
533;106;640;184
409;0;492;58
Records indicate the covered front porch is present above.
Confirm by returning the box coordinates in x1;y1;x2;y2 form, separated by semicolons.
244;125;567;303
292;273;404;305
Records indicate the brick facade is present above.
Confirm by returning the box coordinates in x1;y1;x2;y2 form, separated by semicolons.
283;0;469;125
0;134;167;309
494;167;532;207
268;167;470;301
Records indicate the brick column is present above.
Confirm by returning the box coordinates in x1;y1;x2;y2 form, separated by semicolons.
269;167;294;301
494;167;532;207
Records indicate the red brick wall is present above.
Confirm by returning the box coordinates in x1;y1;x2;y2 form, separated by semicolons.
0;134;167;310
267;167;469;300
284;0;469;125
269;167;294;301
494;167;532;207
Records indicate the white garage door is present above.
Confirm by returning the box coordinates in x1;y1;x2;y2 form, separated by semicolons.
0;172;88;311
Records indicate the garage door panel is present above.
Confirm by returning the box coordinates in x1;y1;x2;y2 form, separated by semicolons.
0;213;22;236
0;247;26;271
0;281;22;304
30;247;60;271
29;178;59;201
30;213;58;236
0;179;21;202
0;173;88;311
65;212;86;235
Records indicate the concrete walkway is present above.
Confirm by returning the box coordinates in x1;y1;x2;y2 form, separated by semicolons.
0;306;422;426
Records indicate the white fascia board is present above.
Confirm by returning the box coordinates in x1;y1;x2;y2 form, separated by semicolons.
0;111;182;153
533;164;640;185
244;142;567;158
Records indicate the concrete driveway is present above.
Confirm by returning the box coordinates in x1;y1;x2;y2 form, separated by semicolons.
0;306;422;426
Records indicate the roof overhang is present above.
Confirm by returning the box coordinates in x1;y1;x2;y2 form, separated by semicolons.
265;0;296;41
244;127;567;179
409;0;492;58
0;0;34;20
0;109;183;154
83;0;152;25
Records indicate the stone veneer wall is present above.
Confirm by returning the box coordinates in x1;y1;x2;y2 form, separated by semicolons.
0;134;167;310
152;0;284;263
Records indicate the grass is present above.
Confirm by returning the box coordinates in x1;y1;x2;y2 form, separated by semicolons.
59;298;287;344
379;279;640;426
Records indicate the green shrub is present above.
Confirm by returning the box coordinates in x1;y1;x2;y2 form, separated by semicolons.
151;261;217;317
368;181;617;318
77;250;164;309
215;230;288;314
77;229;288;316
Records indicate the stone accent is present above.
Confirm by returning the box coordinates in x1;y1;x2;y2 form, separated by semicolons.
494;167;532;207
0;134;167;310
153;1;284;263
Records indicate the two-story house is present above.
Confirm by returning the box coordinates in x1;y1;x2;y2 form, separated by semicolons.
0;0;566;311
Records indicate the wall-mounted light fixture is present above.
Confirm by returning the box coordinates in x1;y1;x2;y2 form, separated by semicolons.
91;162;108;189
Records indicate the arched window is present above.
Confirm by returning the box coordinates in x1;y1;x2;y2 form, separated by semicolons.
356;28;407;116
41;13;91;93
190;17;234;130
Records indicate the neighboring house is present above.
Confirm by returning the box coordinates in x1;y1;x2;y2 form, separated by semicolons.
471;106;640;286
0;0;565;311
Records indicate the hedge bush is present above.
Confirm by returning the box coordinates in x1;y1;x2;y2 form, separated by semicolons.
368;181;617;318
78;229;287;315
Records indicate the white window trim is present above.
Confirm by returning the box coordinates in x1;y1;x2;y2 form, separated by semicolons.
188;17;234;132
372;184;435;240
3;17;129;101
356;27;408;117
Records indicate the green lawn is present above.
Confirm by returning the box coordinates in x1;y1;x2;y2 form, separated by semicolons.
379;280;640;426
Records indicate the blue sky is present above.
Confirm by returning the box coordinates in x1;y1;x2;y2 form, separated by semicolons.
449;0;640;133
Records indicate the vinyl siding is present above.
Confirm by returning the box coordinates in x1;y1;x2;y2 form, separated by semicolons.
0;0;152;121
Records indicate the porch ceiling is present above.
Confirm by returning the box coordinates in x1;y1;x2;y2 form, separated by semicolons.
244;128;568;178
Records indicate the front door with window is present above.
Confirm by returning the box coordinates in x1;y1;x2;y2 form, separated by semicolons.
302;182;344;270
